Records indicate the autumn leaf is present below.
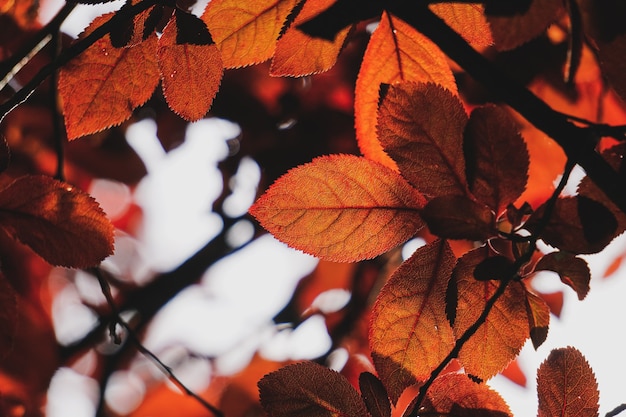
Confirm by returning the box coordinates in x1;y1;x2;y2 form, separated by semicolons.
58;13;160;139
378;82;468;198
0;135;9;173
270;0;351;77
0;0;38;27
355;11;457;169
359;372;391;417
258;362;369;417
0;175;115;268
537;347;599;417
202;0;298;68
463;105;529;215
452;247;529;380
370;239;456;402
429;3;493;49
535;252;591;300
249;154;425;262
524;290;550;349
0;272;18;360
158;10;223;121
421;195;495;241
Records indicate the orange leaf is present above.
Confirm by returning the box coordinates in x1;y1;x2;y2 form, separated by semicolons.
0;175;115;268
258;362;369;417
249;154;425;262
158;11;223;121
270;0;351;77
524;289;550;350
377;82;468;198
355;11;457;169
429;4;493;49
423;373;512;417
535;252;591;300
202;0;298;68
370;239;456;402
452;247;529;380
58;13;160;139
537;347;599;417
500;358;527;387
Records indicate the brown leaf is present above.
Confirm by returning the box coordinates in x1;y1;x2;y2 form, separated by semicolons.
158;11;223;121
535;252;591;300
0;175;115;268
359;372;391;417
464;105;529;215
58;13;160;139
371;239;456;402
537;347;599;417
0;135;9;173
258;362;369;417
421;195;495;241
378;82;468;198
524;290;550;349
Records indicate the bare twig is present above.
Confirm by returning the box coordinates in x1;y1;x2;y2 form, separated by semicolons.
607;404;626;417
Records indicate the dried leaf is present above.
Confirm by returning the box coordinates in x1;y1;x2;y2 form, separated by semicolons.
258;362;369;417
421;195;495;241
537;347;599;417
524;290;550;350
58;13;160;139
371;239;456;402
0;175;115;268
535;252;591;300
355;11;457;169
464;105;529;215
378;82;468;198
429;4;493;49
359;372;391;417
249;154;425;262
158;11;223;121
202;0;298;68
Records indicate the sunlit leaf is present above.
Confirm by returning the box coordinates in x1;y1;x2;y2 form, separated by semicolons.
202;0;298;68
158;11;223;121
355;11;457;169
359;372;391;417
0;175;115;268
421;195;495;241
429;4;493;49
249;154;425;262
371;239;456;402
535;252;591;300
258;362;369;417
58;13;160;139
524;290;550;350
452;247;529;380
378;82;468;198
537;347;599;417
464;105;529;215
0;272;18;360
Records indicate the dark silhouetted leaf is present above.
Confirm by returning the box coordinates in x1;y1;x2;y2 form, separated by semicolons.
537;347;599;417
175;9;213;45
0;135;9;173
297;0;382;41
359;372;390;417
109;3;135;48
484;0;532;16
421;195;495;241
525;290;550;349
535;252;591;300
0;272;18;360
473;255;515;281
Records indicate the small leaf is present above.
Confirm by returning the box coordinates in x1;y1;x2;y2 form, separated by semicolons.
537;347;599;417
535;252;591;300
371;239;456;402
0;272;18;360
421;195;495;241
249;154;425;262
158;12;223;121
356;12;457;170
258;362;369;417
109;3;135;48
175;9;213;45
378;82;468;197
429;4;493;49
359;372;391;417
524;290;550;349
0;175;115;268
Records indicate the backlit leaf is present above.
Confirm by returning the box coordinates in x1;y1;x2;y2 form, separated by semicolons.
537;347;599;417
452;247;529;380
464;105;529;215
430;4;493;49
371;239;456;402
355;12;457;169
58;13;160;139
0;175;115;268
359;372;391;417
0;272;18;360
421;195;495;241
202;0;298;68
378;82;468;198
271;0;350;77
524;290;550;350
535;252;591;300
249;154;425;262
258;362;369;417
158;11;223;121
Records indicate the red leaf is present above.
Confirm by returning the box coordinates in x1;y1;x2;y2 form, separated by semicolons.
421;195;495;241
537;347;599;417
0;175;115;268
258;362;369;417
535;252;591;300
524;289;551;350
58;13;160;139
249;154;425;262
370;239;456;402
500;358;527;387
158;11;223;121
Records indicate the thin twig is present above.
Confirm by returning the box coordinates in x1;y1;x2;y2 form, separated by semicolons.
607;404;626;417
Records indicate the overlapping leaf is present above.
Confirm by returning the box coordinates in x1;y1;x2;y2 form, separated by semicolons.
0;175;115;268
202;0;298;68
537;347;599;417
359;372;391;417
421;195;495;241
58;13;160;139
430;3;493;49
370;239;456;402
355;12;457;169
0;272;18;360
524;290;550;349
535;252;591;300
249;154;425;262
